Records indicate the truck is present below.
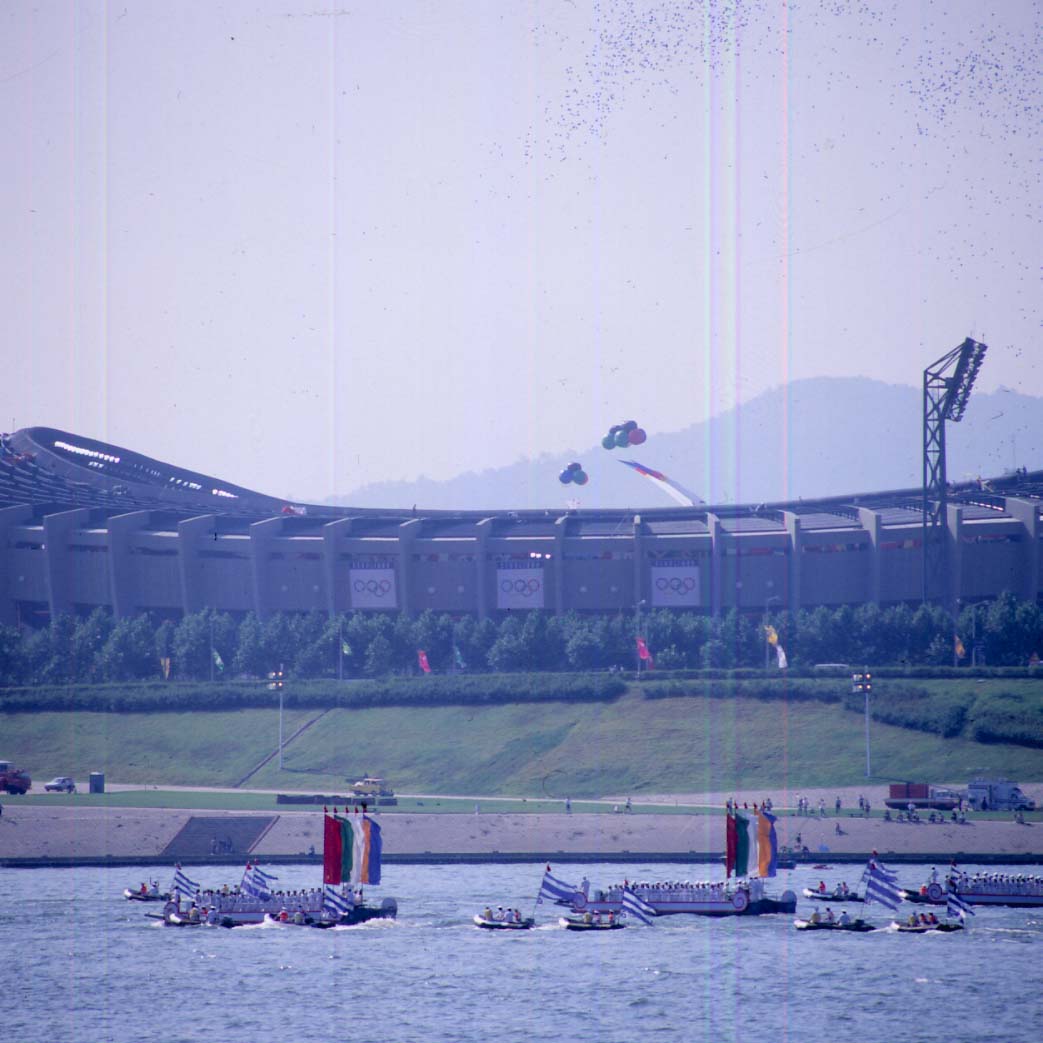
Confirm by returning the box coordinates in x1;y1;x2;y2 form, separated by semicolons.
350;776;395;799
884;782;961;811
966;779;1036;812
0;759;32;795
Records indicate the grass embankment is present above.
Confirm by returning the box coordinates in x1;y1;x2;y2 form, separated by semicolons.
2;677;1041;798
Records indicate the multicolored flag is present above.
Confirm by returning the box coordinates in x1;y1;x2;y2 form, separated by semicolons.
756;808;779;878
726;811;753;878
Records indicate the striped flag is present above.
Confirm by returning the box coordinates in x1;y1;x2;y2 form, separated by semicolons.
241;863;278;900
863;861;903;911
172;866;200;899
621;887;656;925
322;885;354;918
946;887;975;920
537;867;579;905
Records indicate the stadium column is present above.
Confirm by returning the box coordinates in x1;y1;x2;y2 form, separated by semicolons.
707;513;723;617
554;515;568;614
857;507;883;603
475;518;492;619
1005;498;1041;604
0;504;33;625
945;503;964;617
249;517;285;620
42;508;91;619
177;514;217;615
322;517;353;618
106;512;152;619
397;518;421;617
782;511;803;614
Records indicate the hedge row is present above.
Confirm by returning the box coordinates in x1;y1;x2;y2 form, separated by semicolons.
0;673;628;714
842;686;970;739
639;679;841;703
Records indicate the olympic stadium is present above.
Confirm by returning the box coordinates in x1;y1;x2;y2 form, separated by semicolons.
1;422;1041;629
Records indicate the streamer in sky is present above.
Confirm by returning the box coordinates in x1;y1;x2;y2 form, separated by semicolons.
618;459;705;507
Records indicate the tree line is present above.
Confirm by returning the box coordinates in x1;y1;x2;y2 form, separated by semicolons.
1;592;1040;687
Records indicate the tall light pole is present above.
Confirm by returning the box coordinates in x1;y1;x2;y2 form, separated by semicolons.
269;665;285;769
852;668;872;777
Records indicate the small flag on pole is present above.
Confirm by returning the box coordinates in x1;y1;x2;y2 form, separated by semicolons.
636;636;654;669
212;648;224;671
341;640;352;657
453;646;466;670
621;887;657;925
764;625;779;646
417;649;431;674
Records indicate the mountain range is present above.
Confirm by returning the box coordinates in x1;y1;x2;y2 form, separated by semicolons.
328;377;1042;511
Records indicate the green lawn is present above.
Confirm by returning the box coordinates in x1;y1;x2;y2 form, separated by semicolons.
3;682;1040;799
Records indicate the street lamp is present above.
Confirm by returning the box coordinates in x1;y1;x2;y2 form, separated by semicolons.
268;665;285;769
852;667;872;777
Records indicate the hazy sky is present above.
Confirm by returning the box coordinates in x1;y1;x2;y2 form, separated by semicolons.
3;1;1039;502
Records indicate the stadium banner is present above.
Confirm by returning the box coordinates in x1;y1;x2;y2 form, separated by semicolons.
496;567;545;610
650;564;700;607
349;568;398;609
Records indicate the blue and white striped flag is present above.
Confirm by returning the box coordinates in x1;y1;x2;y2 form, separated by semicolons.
172;867;200;899
241;863;278;900
322;885;353;918
860;857;899;887
946;887;975;920
621;887;656;925
537;868;579;905
863;862;902;911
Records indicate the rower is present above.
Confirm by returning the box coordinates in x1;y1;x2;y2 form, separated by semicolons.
809;909;822;924
824;907;835;923
838;910;851;926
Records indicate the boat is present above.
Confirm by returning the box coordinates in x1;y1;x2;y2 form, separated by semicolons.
902;875;1043;908
152;809;397;929
559;916;625;932
893;921;965;933
473;913;535;931
794;917;875;932
567;878;796;919
801;887;865;904
123;886;170;903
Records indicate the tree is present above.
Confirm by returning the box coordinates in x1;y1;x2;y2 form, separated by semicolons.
99;616;158;681
172;610;212;680
70;608;114;682
234;613;269;677
364;634;393;677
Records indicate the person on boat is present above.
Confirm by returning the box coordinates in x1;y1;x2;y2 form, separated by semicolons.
496;906;505;921
482;906;493;921
809;909;822;924
907;913;919;927
139;882;148;895
818;880;826;893
594;911;602;924
607;911;615;925
840;881;849;896
838;910;851;926
919;913;930;926
582;911;593;924
927;912;939;925
188;905;200;922
149;881;160;896
824;907;835;923
293;910;305;925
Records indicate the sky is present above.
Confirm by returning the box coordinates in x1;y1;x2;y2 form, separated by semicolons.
2;0;1039;503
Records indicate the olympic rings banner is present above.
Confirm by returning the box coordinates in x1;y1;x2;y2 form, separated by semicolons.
496;568;545;609
650;565;700;607
349;568;398;609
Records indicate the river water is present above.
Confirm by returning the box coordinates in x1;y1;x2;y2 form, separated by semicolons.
5;860;1041;1043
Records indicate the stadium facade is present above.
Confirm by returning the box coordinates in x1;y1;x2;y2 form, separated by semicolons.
1;426;1041;627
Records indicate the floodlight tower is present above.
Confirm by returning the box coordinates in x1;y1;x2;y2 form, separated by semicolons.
922;338;988;605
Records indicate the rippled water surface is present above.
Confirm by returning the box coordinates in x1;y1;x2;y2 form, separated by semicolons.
6;861;1042;1042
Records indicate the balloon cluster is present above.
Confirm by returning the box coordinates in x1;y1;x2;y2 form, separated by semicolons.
558;461;589;485
602;420;646;449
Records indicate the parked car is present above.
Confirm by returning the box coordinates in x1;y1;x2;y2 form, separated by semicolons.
44;776;76;793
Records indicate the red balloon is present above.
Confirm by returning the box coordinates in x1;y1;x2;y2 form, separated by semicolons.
629;428;647;445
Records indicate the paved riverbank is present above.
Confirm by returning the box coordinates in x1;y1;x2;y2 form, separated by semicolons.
1;794;1040;867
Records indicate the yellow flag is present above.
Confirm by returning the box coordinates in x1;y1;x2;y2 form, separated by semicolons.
954;636;966;659
764;625;778;646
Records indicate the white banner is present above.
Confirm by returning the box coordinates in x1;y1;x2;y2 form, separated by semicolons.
650;564;700;607
496;568;545;609
350;568;397;609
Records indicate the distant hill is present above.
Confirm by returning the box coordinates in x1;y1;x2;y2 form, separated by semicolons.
329;377;1043;511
